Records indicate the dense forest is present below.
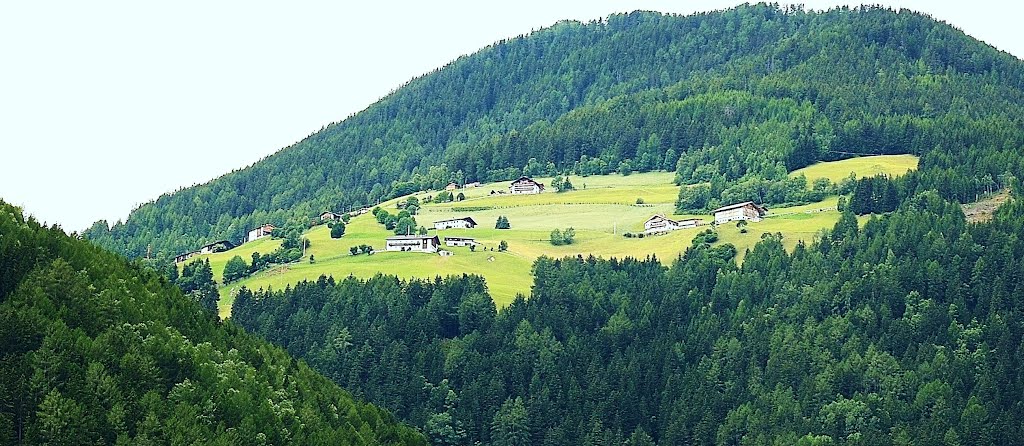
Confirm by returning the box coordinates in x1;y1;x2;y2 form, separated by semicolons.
0;200;425;445
84;4;1024;258
235;190;1024;445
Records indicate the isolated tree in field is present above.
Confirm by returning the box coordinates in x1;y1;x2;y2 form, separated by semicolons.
550;227;576;245
222;255;249;283
495;216;510;229
456;192;465;201
550;229;564;246
560;176;574;192
331;222;346;238
498;240;508;252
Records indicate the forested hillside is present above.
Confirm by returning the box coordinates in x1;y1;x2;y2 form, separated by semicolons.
235;190;1024;445
0;200;425;445
85;4;1024;258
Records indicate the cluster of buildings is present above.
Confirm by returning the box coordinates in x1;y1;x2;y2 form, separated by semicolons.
174;174;771;263
385;177;544;255
642;202;767;236
175;223;276;264
386;217;480;254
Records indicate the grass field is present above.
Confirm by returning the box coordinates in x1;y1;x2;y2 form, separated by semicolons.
181;157;917;318
790;154;919;184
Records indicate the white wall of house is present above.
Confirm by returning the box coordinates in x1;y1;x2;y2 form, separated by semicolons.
714;205;763;224
385;238;439;253
434;219;474;230
445;238;476;247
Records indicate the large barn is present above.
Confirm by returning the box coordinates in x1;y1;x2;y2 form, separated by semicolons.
509;176;545;194
712;202;767;224
385;235;441;253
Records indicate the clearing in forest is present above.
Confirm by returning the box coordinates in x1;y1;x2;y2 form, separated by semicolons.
183;155;918;317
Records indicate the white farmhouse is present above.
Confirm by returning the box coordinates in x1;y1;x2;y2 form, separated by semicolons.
509;176;545;194
247;224;276;243
712;202;767;224
434;217;478;230
644;215;681;235
643;215;701;235
385;235;441;253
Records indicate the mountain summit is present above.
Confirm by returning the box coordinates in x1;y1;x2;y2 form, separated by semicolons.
85;4;1024;258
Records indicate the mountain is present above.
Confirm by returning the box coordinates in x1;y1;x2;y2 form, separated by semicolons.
0;200;426;444
84;3;1024;259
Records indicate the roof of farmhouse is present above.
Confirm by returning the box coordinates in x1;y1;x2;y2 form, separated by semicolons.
711;201;766;214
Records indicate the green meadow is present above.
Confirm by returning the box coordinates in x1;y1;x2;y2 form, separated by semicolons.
181;157;918;318
790;154;919;184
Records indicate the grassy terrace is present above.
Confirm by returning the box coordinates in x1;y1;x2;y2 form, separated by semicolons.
181;156;918;318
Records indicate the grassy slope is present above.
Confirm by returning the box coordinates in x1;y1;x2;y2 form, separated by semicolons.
790;154;919;183
184;157;917;318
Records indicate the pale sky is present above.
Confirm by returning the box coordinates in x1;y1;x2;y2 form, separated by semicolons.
1;1;1021;232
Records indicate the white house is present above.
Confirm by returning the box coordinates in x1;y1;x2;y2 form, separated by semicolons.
643;215;681;235
712;202;767;224
465;181;481;188
385;235;440;253
509;176;545;194
434;217;477;230
247;224;276;243
444;236;477;247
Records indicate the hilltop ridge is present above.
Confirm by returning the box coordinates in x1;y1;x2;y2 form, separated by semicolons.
85;4;1024;260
